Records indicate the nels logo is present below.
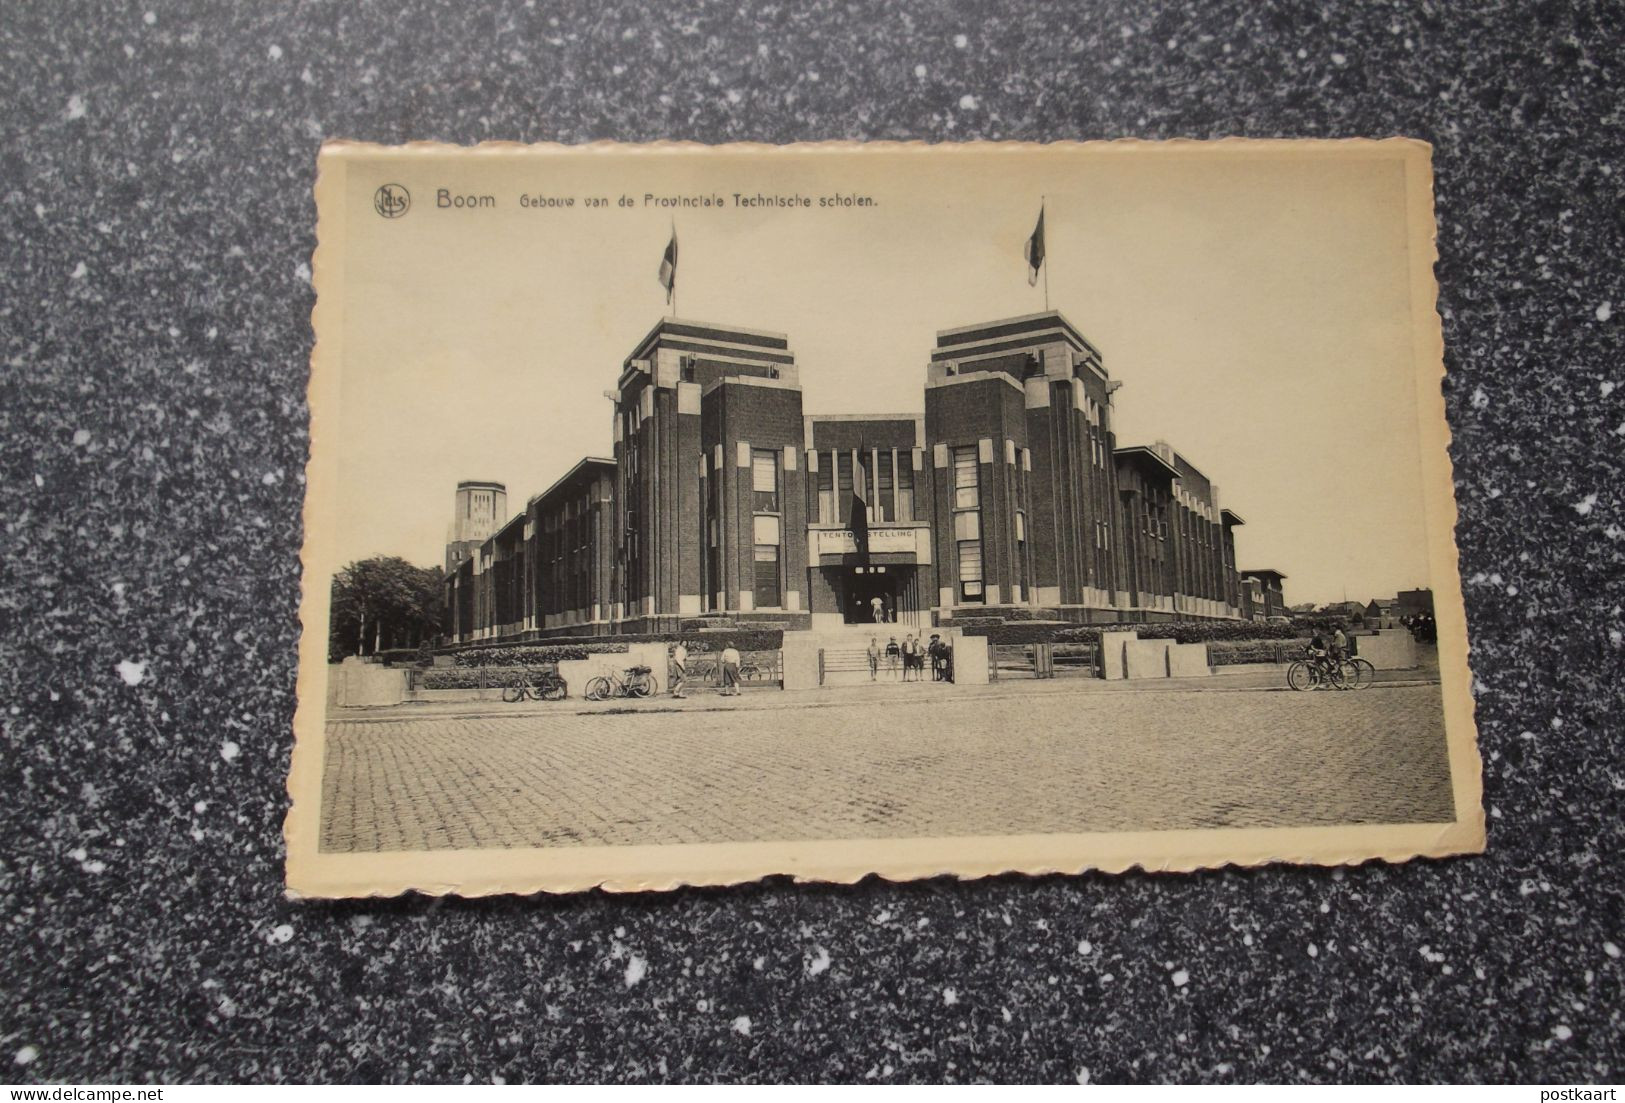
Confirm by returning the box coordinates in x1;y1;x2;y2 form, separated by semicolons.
373;183;410;220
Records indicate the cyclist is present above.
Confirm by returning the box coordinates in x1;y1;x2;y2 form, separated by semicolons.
1305;630;1336;680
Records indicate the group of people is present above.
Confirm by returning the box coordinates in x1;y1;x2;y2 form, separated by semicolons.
1305;624;1351;675
866;633;953;683
1402;613;1437;644
666;639;743;699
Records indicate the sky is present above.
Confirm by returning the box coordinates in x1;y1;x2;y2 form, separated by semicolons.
325;143;1441;608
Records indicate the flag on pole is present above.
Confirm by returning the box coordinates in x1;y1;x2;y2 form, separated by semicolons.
849;443;871;564
1024;205;1046;286
657;229;678;304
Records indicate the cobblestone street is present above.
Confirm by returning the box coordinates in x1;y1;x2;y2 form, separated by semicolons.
319;681;1456;852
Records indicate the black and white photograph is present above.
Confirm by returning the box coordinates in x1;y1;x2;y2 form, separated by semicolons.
289;139;1481;897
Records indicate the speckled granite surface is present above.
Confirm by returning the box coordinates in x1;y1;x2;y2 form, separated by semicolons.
3;0;1621;1084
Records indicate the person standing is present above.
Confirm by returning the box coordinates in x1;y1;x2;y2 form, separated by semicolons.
669;640;688;699
885;636;901;679
720;640;742;696
870;594;885;624
928;634;944;681
867;636;881;682
1331;624;1349;662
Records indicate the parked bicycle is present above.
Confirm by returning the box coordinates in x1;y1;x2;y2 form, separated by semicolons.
584;664;655;702
500;666;568;703
694;656;770;687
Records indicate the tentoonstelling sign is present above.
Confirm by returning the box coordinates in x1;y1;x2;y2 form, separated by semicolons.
814;528;919;556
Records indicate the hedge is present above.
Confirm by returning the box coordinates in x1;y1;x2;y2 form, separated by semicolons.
375;648;431;667
1136;621;1299;643
419;666;541;690
968;619;1300;646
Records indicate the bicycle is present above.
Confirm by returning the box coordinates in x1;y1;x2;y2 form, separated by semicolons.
698;656;765;687
584;664;655;702
500;666;568;703
739;659;774;683
1287;652;1349;691
1340;656;1376;690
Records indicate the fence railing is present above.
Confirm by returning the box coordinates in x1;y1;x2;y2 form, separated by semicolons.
989;643;1099;681
1207;642;1321;667
677;650;782;689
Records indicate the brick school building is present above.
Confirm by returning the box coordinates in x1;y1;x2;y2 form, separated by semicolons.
443;311;1275;645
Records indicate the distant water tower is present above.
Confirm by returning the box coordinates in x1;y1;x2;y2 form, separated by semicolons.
445;480;507;573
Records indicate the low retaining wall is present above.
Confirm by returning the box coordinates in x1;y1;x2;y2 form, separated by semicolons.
1356;629;1418;670
1124;639;1171;679
1106;633;1213;680
1100;631;1137;681
407;687;506;703
1166;642;1211;678
560;642;671;698
953;634;990;686
330;658;407;707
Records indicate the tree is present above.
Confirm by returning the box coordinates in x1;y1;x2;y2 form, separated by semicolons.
328;557;445;661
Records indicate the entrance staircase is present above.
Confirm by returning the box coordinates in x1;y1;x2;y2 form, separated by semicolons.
811;623;925;687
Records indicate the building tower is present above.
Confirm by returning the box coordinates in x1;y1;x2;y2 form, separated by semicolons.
925;311;1123;622
445;480;507;574
610;319;807;632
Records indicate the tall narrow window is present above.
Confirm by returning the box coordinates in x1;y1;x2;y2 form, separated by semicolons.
752;515;781;608
953;446;981;510
751;452;782;608
707;467;722;609
753;545;780;607
878;449;895;523
957;542;984;601
817;452;834;524
837;451;853;521
751;449;779;513
1015;509;1027;595
896;456;914;522
952;445;983;603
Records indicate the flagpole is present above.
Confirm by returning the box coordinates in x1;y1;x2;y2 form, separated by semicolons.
1041;196;1050;313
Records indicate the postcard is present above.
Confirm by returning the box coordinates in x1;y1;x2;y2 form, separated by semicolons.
287;139;1482;897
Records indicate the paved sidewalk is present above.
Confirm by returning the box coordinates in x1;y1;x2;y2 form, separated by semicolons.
332;667;1442;724
320;680;1456;852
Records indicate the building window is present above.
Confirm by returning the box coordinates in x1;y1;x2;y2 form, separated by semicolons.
752;449;779;513
953;446;980;510
958;541;984;602
751;454;781;608
817;453;834;524
1014;509;1027;594
897;456;914;522
837;450;853;519
878;450;896;523
952;445;983;603
753;544;780;608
